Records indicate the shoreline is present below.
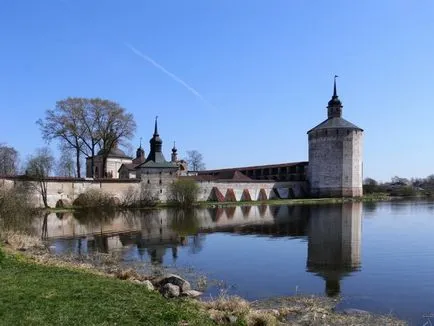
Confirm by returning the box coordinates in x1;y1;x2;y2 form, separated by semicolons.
0;236;407;326
47;194;394;213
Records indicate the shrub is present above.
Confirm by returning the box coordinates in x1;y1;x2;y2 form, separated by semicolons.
0;183;36;237
168;179;199;207
73;189;117;209
121;184;158;208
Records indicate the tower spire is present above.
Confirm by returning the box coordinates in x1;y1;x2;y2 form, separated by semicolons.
327;75;343;118
154;116;159;135
333;75;338;97
146;116;166;163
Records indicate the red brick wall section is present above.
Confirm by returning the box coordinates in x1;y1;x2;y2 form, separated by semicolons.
225;188;237;202
209;187;225;202
241;189;252;201
258;188;268;201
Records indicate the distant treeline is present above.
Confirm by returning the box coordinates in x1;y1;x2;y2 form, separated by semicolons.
364;175;434;197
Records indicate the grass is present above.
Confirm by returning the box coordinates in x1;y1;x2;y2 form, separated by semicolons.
0;244;407;326
0;252;215;326
195;195;389;208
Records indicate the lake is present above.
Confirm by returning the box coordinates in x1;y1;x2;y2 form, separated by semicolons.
35;201;434;325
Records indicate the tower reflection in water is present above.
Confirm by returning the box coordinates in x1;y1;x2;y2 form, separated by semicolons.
41;202;362;296
306;202;362;297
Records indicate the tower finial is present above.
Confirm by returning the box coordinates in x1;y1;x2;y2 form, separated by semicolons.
333;75;338;97
327;75;343;118
139;137;142;148
154;116;159;135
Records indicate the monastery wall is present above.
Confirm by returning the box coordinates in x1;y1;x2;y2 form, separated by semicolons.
0;177;308;208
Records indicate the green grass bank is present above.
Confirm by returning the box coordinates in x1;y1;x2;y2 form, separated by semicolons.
0;251;214;326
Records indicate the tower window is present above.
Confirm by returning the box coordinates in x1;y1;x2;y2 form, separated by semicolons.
147;179;150;184
159;179;162;185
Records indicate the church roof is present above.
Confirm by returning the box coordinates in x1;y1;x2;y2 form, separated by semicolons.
307;117;363;134
118;163;137;172
136;160;178;169
96;147;131;159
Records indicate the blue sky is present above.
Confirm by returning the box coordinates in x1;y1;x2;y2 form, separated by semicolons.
1;0;434;181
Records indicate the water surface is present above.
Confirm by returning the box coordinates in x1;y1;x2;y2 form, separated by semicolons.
35;201;434;325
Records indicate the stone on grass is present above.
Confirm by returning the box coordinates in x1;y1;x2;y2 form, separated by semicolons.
226;315;238;324
160;283;180;298
156;274;191;293
181;290;203;298
342;308;370;316
143;280;155;291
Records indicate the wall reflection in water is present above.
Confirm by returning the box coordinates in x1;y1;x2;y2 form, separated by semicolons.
38;202;362;296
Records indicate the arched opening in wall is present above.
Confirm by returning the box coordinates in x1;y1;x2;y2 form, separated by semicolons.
241;189;252;202
147;179;150;184
258;188;268;201
208;187;225;202
225;207;236;219
224;189;237;202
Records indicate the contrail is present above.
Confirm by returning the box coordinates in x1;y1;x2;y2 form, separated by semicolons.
125;43;212;107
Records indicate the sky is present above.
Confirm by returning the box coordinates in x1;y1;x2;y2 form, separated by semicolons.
1;0;434;182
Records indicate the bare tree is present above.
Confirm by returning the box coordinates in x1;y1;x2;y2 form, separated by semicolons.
94;99;136;177
56;146;76;177
185;150;205;171
38;98;136;179
25;147;55;208
0;144;19;175
37;98;86;178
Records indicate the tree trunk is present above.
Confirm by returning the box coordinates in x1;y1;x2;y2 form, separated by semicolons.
40;180;49;208
76;147;81;178
103;155;107;178
90;147;95;178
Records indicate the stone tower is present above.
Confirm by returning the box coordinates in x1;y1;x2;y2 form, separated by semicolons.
307;77;363;197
